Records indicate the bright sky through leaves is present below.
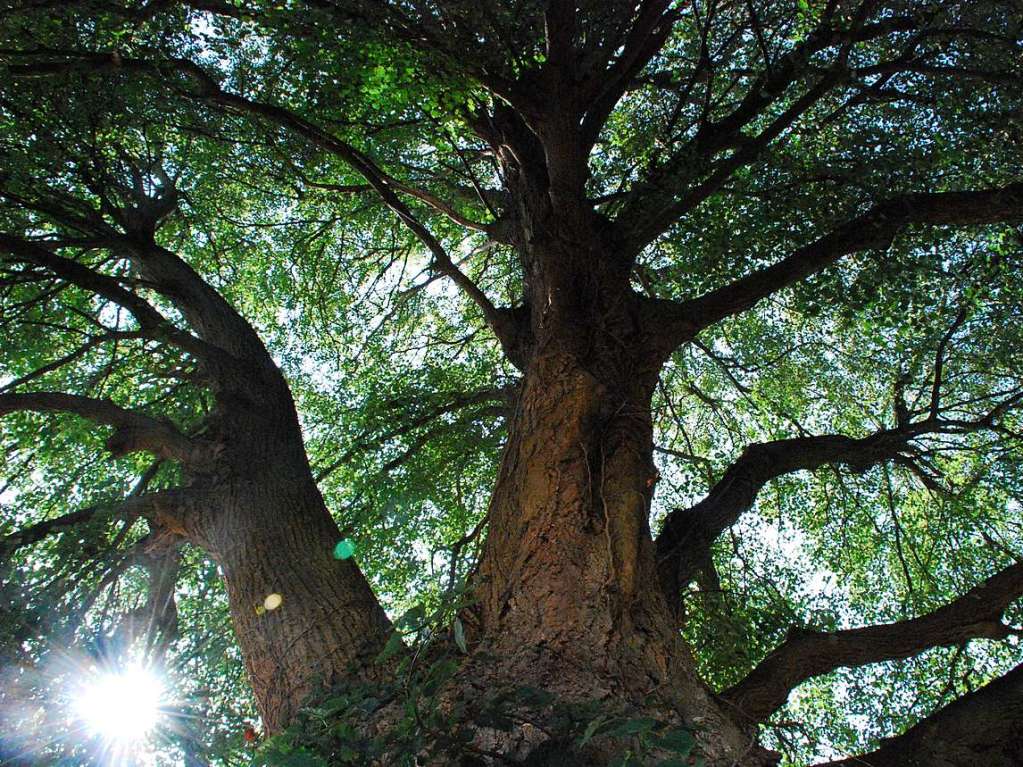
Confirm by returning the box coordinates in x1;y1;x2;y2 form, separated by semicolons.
0;0;1021;764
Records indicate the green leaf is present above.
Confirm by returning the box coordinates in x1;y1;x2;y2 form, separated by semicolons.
579;714;607;747
652;728;695;756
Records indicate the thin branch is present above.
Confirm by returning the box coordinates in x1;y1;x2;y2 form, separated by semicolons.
0;330;147;394
1;233;168;336
0;460;162;557
314;384;516;483
0;232;226;363
579;0;677;148
615;11;924;248
5;49;515;349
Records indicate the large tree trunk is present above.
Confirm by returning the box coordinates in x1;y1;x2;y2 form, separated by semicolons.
176;377;394;731
467;347;758;763
205;476;391;732
457;203;762;761
474;347;669;694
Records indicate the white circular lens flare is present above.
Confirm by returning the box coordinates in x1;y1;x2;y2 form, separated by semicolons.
74;664;164;742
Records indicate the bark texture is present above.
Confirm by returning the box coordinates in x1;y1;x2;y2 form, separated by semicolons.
458;153;764;759
177;365;394;731
202;476;391;732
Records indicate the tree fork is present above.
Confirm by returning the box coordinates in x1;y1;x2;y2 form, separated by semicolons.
459;226;765;761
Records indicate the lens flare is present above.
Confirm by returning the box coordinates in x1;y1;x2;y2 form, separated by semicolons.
73;663;164;743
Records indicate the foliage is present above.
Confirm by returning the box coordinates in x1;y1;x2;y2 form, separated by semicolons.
1;0;1022;765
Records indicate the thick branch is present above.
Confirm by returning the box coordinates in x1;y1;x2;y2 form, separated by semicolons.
724;561;1023;723
0;392;207;463
655;401;1020;607
648;183;1023;349
625;64;850;253
123;239;272;363
2;197;295;398
656;428;913;601
816;662;1023;767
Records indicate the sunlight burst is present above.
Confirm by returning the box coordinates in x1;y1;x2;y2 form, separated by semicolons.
73;663;164;744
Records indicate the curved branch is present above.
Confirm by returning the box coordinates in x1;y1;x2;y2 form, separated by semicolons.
1;233;168;334
313;383;517;483
166;61;517;353
4;49;515;353
723;561;1023;724
5;168;273;364
197;89;513;343
615;11;926;249
816;662;1023;767
655;404;1022;607
0;392;209;463
0;329;146;395
655;428;913;604
646;182;1023;349
122;239;273;363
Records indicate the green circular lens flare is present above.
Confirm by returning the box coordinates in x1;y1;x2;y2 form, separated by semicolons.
333;538;356;560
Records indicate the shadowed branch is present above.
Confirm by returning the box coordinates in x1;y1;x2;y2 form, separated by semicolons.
0;392;212;463
815;661;1023;767
643;182;1023;351
723;560;1023;723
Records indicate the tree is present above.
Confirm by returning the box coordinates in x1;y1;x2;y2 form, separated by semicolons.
1;0;1022;764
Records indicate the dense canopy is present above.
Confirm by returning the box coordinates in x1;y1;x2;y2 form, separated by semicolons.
1;1;1022;766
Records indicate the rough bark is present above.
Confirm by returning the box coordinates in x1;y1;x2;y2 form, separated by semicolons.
456;174;766;761
173;362;395;731
1;224;397;731
5;7;1023;763
198;474;392;732
466;337;761;763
